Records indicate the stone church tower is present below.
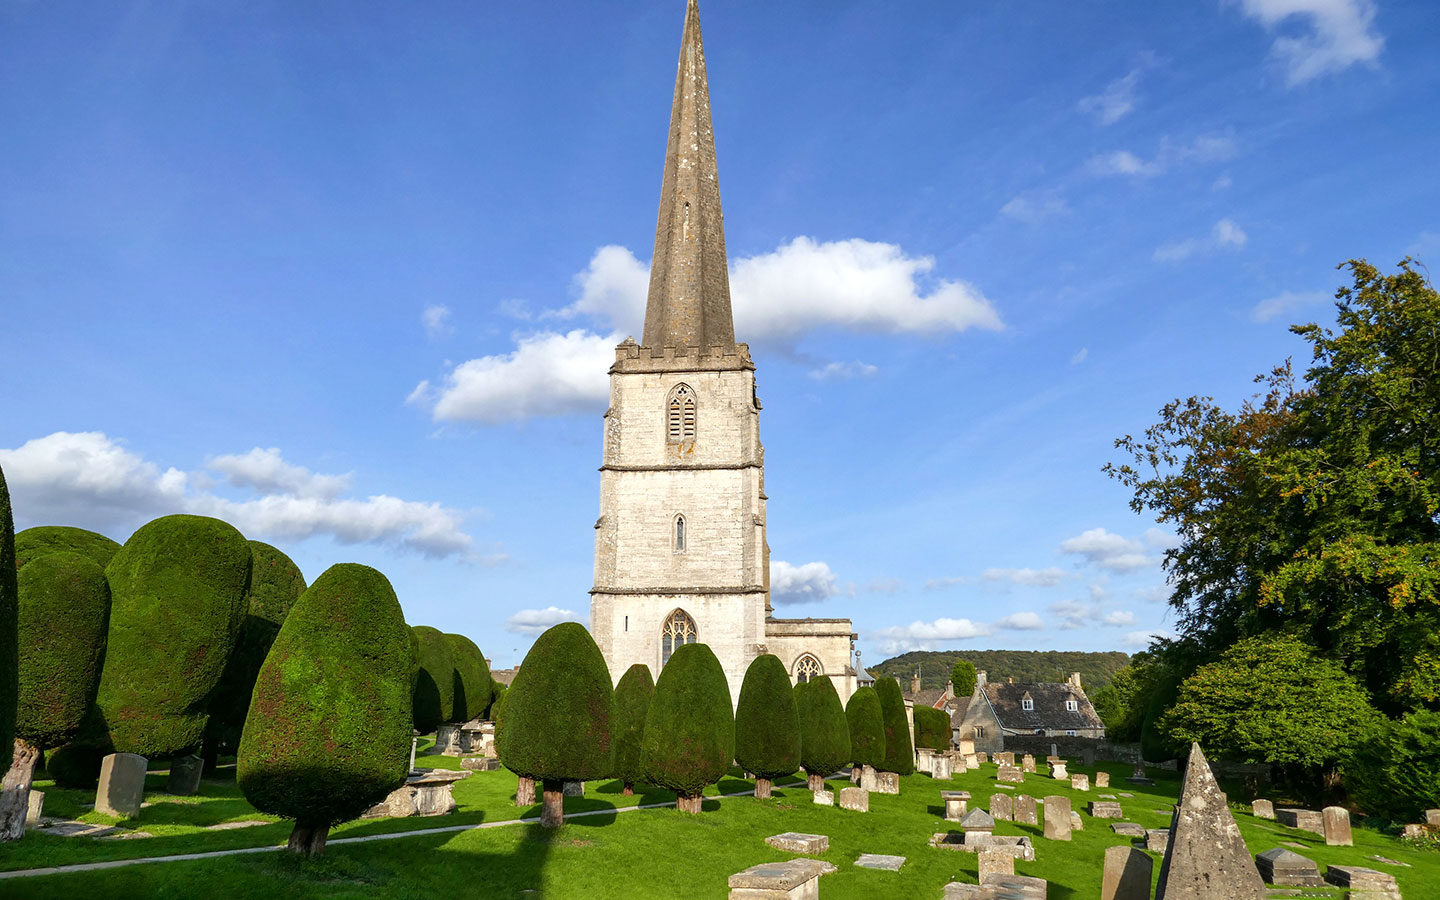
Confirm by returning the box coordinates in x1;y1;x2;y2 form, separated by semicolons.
590;0;856;706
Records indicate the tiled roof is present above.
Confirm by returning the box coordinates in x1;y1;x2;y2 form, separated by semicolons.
948;697;971;726
981;682;1104;732
904;688;948;709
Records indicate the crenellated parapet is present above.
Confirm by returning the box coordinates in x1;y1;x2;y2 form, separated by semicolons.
610;337;754;374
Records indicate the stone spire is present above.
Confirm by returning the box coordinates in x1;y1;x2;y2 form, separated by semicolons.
641;0;736;351
1155;743;1266;900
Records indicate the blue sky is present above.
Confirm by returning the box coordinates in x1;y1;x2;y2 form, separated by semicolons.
3;0;1436;668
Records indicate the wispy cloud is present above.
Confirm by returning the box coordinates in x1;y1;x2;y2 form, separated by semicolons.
809;361;878;381
505;606;583;636
870;617;992;654
1087;135;1237;179
1000;188;1070;225
1070;348;1089;366
1123;627;1176;648
1059;527;1157;573
422;304;453;340
1077;65;1147;125
1153;218;1248;263
771;560;846;605
982;567;1070;588
1231;0;1383;86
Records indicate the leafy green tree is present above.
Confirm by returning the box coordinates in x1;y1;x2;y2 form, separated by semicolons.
873;650;1130;693
237;564;412;856
98;514;251;759
1348;709;1440;822
1159;635;1380;796
950;659;977;698
497;622;613;826
410;625;456;733
795;676;850;791
844;685;885;777
0;467;17;776
913;705;951;752
610;664;654;796
1108;260;1440;711
14;526;119;570
874;676;914;776
444;633;493;723
1;552;110;840
734;655;800;799
641;642;733;813
1091;652;1163;742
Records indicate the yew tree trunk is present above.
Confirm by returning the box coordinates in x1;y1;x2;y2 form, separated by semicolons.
0;740;43;842
540;781;564;828
621;782;634;797
515;775;536;806
808;773;825;792
676;792;703;814
286;821;329;857
754;776;772;799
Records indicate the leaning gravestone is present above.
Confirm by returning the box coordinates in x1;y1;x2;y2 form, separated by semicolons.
1014;794;1037;825
1070;810;1085;831
990;793;1013;821
1322;806;1353;846
1154;743;1266;900
1103;845;1153;900
96;753;148;818
1043;795;1072;840
1251;799;1274;819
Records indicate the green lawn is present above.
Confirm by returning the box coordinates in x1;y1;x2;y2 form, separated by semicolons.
3;753;1436;899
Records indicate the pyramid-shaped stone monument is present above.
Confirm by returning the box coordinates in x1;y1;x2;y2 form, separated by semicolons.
1155;743;1266;900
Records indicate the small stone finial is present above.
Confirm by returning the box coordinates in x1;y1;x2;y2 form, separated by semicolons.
1155;743;1266;900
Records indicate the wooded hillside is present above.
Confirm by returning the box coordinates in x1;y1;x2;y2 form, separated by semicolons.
872;650;1131;693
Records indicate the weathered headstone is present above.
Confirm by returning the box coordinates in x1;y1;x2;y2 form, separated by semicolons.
1071;810;1084;831
874;771;900;794
460;756;500;771
96;753;148;818
839;787;868;812
1322;806;1353;846
1070;773;1090;792
167;754;203;796
728;858;835;899
1146;829;1169;854
1128;760;1152;784
1014;794;1038;825
917;747;936;775
1251;799;1274;819
998;765;1024;783
978;847;1015;882
765;832;829;855
1103;845;1154;900
976;752;989;764
1154;743;1266;900
1096;771;1111;788
1275;808;1325;835
1426;809;1440;827
1255;848;1325;887
860;764;879;791
964;754;980;770
942;790;969;821
1050;761;1068;780
932;755;953;780
25;790;44;827
562;780;585;797
961;807;996;835
1083;748;1096;767
813;789;833;806
855;854;906;871
996;752;1015;766
1091;801;1124;818
434;723;464;756
990;793;1013;821
1323;865;1399;893
1043;795;1072;840
1112;822;1146;837
1021;754;1036;773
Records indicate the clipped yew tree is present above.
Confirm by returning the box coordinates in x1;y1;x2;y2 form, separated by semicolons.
0;466;17;776
914;705;952;752
411;625;456;734
14;526;120;570
611;663;654;796
204;541;306;765
97;514;251;761
444;633;493;723
498;622;612;827
845;685;886;778
642;642;733;813
875;676;915;776
734;654;800;799
238;563;412;856
794;676;850;791
0;552;111;840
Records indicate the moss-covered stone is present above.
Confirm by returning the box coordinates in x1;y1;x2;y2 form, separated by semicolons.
844;685;886;769
611;664;653;793
734;654;800;784
498;623;612;783
642;642;733;809
410;625;455;734
875;676;915;775
15;552;110;748
0;466;17;773
97;514;251;758
795;676;850;781
444;633;492;723
15;526;120;571
914;704;951;751
237;563;412;849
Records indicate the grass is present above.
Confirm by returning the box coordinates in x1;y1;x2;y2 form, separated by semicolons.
3;753;1437;899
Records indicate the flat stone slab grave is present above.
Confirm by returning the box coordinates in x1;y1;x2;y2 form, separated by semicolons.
854;854;905;871
1111;822;1146;837
205;820;272;831
1324;865;1399;892
929;833;1037;861
1255;848;1325;887
729;858;836;900
765;832;829;855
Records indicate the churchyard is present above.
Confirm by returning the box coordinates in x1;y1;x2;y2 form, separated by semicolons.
3;746;1435;898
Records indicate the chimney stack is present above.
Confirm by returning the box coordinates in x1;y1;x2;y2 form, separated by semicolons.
911;669;922;696
976;670;987;687
1067;672;1082;690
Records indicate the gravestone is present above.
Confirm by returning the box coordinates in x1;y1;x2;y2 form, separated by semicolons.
434;723;463;756
1128;760;1152;784
942;790;969;821
978;847;1014;882
1255;848;1325;887
96;753;148;818
1323;865;1399;893
1020;754;1035;773
1275;808;1325;835
933;755;954;780
1050;761;1068;780
1111;822;1147;837
839;787;868;812
1014;794;1038;825
1071;810;1084;831
961;807;996;835
1043;795;1072;840
990;793;1013;821
855;854;906;871
1426;809;1440;827
461;756;500;771
1251;799;1274;819
813;789;833;806
1146;830;1169;853
1070;773;1090;792
1322;806;1353;846
874;771;900;794
167;755;203;795
363;768;471;818
563;780;585;797
25;790;44;827
964;754;980;770
1154;743;1265;900
765;832;829;855
995;752;1015;766
1096;771;1111;788
917;747;936;775
998;765;1024;783
728;858;835;900
1091;801;1124;818
976;752;989;764
860;764;879;791
1083;748;1096;767
1103;845;1154;900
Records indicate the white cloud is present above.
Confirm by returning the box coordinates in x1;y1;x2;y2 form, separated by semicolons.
1122;627;1176;648
1087;135;1237;179
1077;67;1144;125
1059;527;1156;573
994;611;1046;631
982;567;1070;588
417;329;617;424
1134;584;1172;604
422;304;453;340
0;432;476;558
771;560;842;606
1250;289;1329;323
504;606;583;636
1070;347;1089;365
1232;0;1383;86
808;361;878;381
1048;597;1137;629
1153;218;1248;263
1000;189;1070;225
1103;610;1138;626
555;244;651;334
1212;174;1234;191
870;617;992;654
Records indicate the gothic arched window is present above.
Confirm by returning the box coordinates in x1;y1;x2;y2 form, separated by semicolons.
674;514;686;551
661;609;697;668
795;654;822;684
667;384;696;443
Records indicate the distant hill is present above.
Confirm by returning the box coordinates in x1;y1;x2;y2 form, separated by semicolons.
871;650;1131;694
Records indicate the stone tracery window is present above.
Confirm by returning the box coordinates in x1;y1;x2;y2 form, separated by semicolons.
794;654;822;684
667;384;696;442
661;609;697;669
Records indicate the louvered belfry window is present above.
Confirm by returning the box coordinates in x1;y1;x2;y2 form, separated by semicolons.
667;384;696;442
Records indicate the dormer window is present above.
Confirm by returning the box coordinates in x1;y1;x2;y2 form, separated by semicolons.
1021;697;1034;711
1065;699;1079;712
